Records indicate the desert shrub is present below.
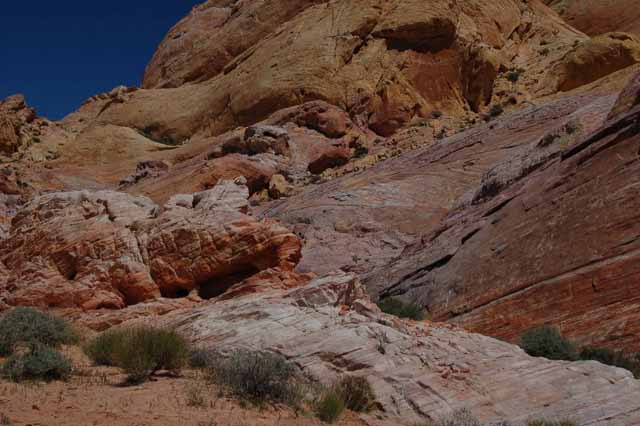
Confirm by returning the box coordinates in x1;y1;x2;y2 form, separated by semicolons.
335;376;375;412
315;388;345;423
579;347;640;378
208;350;303;407
84;327;188;383
1;344;71;382
527;419;577;426
519;326;577;361
506;71;521;83
83;329;125;366
189;348;218;369
489;104;504;118
431;110;443;119
0;307;77;356
377;297;425;320
435;408;482;426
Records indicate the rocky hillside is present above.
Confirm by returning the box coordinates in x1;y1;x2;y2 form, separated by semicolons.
2;1;640;425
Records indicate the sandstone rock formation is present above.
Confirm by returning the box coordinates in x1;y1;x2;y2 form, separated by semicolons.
545;0;640;37
129;272;640;426
366;71;640;352
0;180;307;310
66;0;584;147
551;32;640;92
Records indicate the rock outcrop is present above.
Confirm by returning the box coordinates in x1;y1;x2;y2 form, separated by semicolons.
551;32;640;92
128;272;640;426
367;73;640;352
76;0;583;145
0;180;307;310
545;0;640;37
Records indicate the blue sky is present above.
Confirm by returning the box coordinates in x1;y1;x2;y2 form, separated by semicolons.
0;1;203;119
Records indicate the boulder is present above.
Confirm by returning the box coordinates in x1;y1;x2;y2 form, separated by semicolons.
552;33;640;92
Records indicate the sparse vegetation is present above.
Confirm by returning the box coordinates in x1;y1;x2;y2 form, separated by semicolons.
489;104;504;118
0;307;77;356
520;327;640;378
434;408;482;426
527;419;577;426
84;326;189;384
579;347;640;379
377;297;425;320
519;326;577;361
208;350;303;408
314;388;345;423
431;110;443;119
189;348;217;369
353;142;369;158
1;344;72;382
506;70;521;83
335;376;375;412
185;380;209;408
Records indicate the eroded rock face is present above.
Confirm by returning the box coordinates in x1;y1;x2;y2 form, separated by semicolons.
126;272;640;426
263;90;617;278
0;95;37;154
0;180;306;310
92;0;584;143
545;0;640;37
368;73;640;352
123;101;369;203
552;33;640;92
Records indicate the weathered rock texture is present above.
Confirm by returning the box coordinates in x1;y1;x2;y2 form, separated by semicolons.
80;0;585;145
133;272;640;426
0;180;307;310
551;32;640;92
367;73;640;352
262;89;618;277
545;0;640;37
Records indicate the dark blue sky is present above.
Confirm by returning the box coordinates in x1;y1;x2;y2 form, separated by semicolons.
1;1;203;119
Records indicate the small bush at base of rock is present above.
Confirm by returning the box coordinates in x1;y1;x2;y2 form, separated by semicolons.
335;376;375;412
377;297;425;320
519;326;577;361
84;327;189;383
208;350;303;408
1;344;72;382
83;329;124;366
315;389;345;424
189;348;218;369
435;408;482;426
579;347;640;378
0;307;77;356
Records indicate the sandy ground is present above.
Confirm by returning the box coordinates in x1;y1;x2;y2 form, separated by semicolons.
0;347;369;426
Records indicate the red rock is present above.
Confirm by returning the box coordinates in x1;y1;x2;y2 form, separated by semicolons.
0;180;308;310
367;73;640;352
545;0;640;37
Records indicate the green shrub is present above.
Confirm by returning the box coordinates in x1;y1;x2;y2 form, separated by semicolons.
208;350;303;407
580;347;640;378
0;307;77;356
335;376;375;412
315;388;345;423
84;327;189;383
489;104;504;118
527;419;577;426
83;329;124;366
506;71;520;83
189;348;217;369
377;297;425;320
1;344;71;382
520;326;577;361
